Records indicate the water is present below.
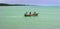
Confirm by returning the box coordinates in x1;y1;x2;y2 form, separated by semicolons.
0;6;60;29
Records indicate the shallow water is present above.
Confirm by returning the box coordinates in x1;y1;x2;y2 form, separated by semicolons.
0;6;60;29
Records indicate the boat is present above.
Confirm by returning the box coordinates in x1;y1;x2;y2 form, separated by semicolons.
24;13;38;17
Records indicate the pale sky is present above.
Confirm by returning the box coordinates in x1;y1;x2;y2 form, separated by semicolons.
0;0;60;6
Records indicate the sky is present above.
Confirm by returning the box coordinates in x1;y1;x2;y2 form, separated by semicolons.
0;0;60;6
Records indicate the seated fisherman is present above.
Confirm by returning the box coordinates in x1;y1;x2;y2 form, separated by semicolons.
29;12;31;15
33;12;36;15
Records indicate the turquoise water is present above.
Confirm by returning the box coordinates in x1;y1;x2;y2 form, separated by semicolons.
0;6;60;29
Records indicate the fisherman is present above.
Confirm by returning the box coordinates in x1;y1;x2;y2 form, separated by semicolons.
29;12;31;15
33;12;36;15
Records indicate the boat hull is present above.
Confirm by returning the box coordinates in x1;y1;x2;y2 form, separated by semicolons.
24;14;38;17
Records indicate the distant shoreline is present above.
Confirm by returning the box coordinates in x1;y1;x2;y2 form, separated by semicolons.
0;3;31;6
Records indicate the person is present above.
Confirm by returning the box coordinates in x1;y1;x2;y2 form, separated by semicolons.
29;12;31;15
33;12;36;15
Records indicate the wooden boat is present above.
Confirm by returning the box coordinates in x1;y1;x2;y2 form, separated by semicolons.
24;13;38;17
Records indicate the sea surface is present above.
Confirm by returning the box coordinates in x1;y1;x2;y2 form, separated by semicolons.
0;6;60;29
